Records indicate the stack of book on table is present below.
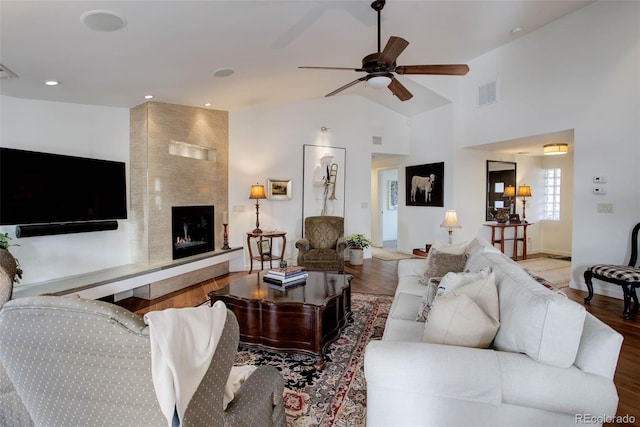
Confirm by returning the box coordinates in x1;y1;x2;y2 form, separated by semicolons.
263;266;308;290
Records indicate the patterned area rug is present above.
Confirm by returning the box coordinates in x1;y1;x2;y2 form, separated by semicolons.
233;292;392;427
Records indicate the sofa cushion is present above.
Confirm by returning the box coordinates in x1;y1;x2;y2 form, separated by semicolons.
382;318;426;341
492;261;586;368
397;258;429;279
396;275;431;297
389;292;423;321
423;273;500;349
422;248;468;281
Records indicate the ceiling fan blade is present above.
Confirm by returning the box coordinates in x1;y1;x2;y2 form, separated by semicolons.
395;64;470;76
326;76;368;97
388;78;413;101
299;66;365;72
379;36;409;65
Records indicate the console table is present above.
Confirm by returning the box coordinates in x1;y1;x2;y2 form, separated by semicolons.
483;222;534;260
247;231;286;273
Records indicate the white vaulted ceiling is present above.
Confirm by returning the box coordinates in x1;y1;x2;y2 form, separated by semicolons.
0;1;592;113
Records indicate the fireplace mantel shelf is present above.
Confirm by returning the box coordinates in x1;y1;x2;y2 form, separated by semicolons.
13;247;243;300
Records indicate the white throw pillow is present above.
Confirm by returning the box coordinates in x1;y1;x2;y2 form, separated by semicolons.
434;268;491;300
423;293;499;349
416;268;491;321
423;273;500;349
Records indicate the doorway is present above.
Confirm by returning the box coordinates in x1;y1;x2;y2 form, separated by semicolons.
377;168;398;249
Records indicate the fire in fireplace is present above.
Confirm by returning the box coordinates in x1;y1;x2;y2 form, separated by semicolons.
171;206;214;259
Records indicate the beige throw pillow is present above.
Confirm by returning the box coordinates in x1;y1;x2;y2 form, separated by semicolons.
423;273;500;349
421;248;468;282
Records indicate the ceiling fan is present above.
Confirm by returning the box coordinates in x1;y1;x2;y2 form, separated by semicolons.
299;0;469;101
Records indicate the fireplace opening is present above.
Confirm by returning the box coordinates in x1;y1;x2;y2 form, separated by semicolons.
171;205;214;260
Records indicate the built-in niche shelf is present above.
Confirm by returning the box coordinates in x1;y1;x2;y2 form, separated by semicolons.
13;247;242;300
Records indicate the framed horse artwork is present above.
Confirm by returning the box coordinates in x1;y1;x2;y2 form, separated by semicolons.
405;162;444;207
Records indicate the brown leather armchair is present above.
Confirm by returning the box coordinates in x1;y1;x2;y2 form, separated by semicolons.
295;216;347;272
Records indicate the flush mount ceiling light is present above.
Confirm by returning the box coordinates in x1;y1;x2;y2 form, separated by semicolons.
44;80;60;86
543;143;569;155
204;103;212;107
213;68;235;78
81;10;127;32
0;64;18;79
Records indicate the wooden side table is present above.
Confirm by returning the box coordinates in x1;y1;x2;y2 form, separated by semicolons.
483;223;534;260
247;231;286;273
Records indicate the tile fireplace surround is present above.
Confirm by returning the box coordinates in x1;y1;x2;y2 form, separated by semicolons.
128;102;230;298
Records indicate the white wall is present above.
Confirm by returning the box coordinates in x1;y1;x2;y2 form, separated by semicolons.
0;95;131;285
461;1;640;295
228;95;410;270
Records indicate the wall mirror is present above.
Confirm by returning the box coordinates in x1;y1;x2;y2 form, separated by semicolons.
486;160;517;221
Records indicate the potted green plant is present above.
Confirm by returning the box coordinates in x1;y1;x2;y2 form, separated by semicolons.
0;233;22;284
346;233;372;266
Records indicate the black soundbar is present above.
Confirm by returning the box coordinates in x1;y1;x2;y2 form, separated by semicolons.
15;221;118;238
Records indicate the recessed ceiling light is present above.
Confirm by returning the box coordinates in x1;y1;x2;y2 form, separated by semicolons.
511;27;523;34
144;95;154;99
44;80;60;86
204;103;212;107
213;68;235;78
81;10;127;32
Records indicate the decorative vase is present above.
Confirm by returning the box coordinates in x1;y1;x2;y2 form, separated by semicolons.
349;248;364;266
495;208;510;224
0;249;18;283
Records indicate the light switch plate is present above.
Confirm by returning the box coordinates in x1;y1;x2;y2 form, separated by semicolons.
598;203;614;213
593;176;607;183
593;186;607;195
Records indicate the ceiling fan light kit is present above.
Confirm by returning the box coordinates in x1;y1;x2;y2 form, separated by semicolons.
367;74;392;89
299;0;469;102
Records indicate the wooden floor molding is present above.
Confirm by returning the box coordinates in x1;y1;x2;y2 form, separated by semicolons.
117;257;640;425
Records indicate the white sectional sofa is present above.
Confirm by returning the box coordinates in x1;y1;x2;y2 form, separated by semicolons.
365;238;623;427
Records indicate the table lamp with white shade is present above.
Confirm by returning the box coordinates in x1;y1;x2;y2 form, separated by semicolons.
440;210;462;245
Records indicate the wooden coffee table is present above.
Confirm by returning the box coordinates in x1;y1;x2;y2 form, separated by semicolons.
209;271;352;369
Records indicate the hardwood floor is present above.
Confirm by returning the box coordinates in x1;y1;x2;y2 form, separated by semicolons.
117;257;640;425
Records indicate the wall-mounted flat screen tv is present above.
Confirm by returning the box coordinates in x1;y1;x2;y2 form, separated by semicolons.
0;148;127;225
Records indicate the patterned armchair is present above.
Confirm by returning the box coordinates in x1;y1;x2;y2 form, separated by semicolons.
295;216;347;272
0;295;285;427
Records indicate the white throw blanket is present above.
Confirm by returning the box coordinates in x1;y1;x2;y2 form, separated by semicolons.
144;301;227;427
